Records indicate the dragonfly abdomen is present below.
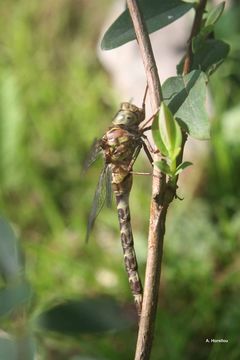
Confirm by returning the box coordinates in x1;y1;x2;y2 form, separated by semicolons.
115;179;143;316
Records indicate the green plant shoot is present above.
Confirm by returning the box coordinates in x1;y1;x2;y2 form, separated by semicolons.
152;102;192;178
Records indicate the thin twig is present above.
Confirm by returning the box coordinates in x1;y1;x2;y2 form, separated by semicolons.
126;1;166;359
126;2;162;109
126;0;208;359
183;0;207;75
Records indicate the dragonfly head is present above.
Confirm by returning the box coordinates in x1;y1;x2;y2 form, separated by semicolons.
112;102;145;127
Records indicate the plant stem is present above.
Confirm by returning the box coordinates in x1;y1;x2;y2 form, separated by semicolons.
127;0;208;359
183;0;208;75
126;1;166;359
126;1;162;109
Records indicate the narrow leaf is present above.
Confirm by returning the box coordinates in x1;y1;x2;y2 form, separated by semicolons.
0;334;35;360
171;146;181;161
0;281;32;317
35;296;133;335
0;337;17;360
157;102;182;161
0;73;24;188
152;113;168;156
101;0;194;50
175;161;193;176
205;2;225;27
0;217;24;281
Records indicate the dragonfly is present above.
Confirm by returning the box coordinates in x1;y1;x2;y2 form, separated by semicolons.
85;90;153;316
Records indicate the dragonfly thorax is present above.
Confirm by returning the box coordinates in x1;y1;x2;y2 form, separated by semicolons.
102;126;140;166
112;102;145;127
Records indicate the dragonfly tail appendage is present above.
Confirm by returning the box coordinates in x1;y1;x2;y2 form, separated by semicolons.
114;176;143;316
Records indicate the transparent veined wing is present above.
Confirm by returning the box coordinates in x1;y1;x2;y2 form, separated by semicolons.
105;164;112;208
82;138;102;172
85;164;112;242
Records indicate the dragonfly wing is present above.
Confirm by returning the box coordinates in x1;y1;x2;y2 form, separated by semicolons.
105;164;112;208
86;165;108;242
83;138;102;172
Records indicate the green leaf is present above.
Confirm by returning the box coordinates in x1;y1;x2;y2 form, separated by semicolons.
162;70;210;139
0;337;16;360
35;296;134;335
0;334;35;360
177;39;230;76
157;102;182;160
15;334;36;360
175;161;193;176
191;39;230;76
0;217;24;281
0;281;32;317
192;25;214;53
154;160;172;176
0;73;24;188
152;112;168;156
205;2;225;27
171;146;182;161
101;0;194;50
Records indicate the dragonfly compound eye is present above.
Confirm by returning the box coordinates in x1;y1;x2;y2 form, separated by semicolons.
113;110;138;126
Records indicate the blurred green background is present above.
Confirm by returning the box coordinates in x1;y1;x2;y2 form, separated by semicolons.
0;1;240;359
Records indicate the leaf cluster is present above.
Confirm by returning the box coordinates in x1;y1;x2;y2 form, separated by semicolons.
102;0;230;178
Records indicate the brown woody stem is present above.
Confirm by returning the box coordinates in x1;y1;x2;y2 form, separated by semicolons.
126;0;208;359
183;0;208;75
126;1;165;359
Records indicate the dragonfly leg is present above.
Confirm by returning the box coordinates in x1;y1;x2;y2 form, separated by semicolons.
142;140;154;165
142;126;151;132
142;134;159;157
127;144;142;172
139;107;160;131
130;171;152;176
141;84;148;112
130;171;161;180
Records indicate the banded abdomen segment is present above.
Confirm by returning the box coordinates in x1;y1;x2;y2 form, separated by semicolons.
113;174;143;316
